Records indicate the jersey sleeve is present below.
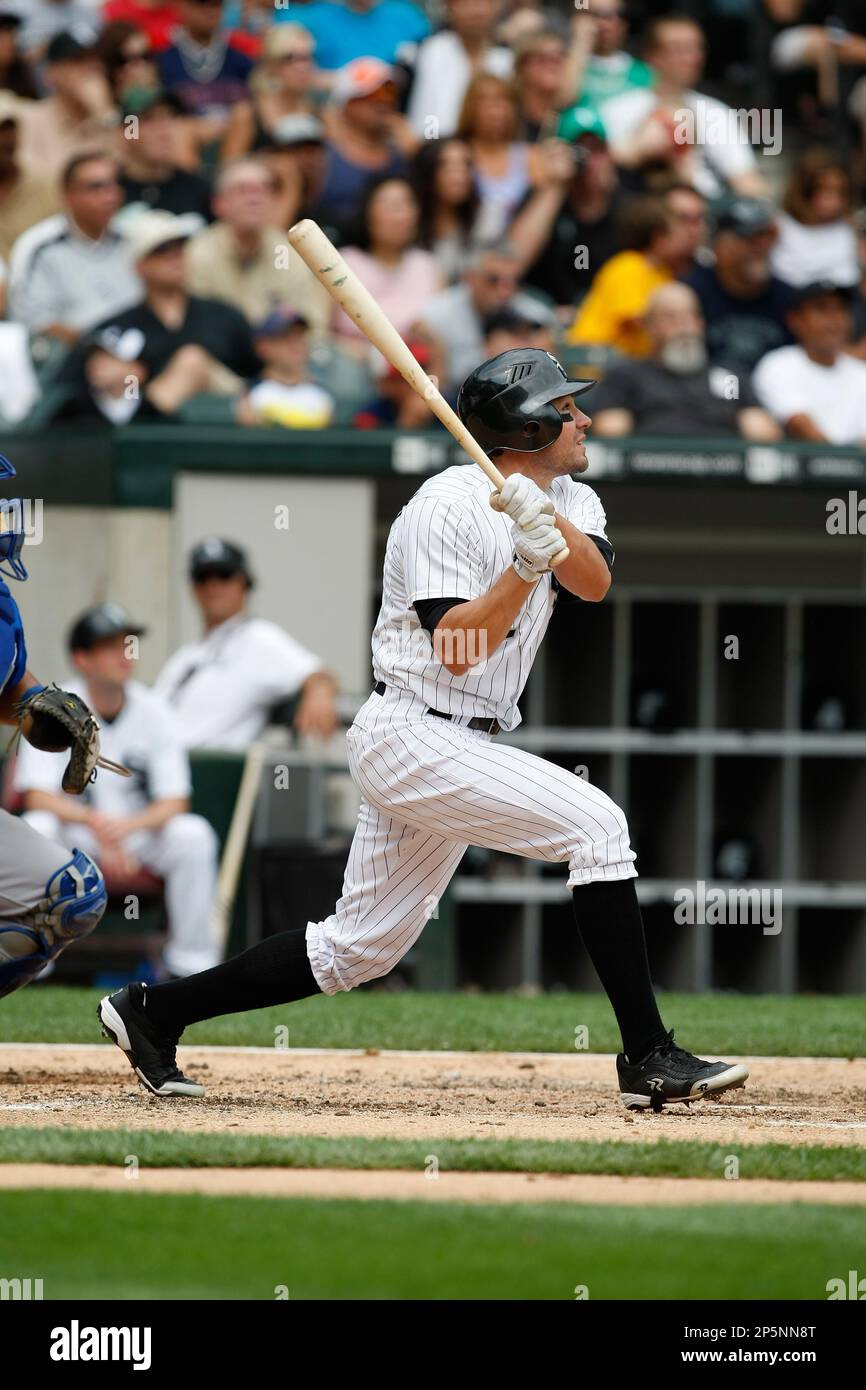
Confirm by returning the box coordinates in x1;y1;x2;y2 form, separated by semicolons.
0;583;27;694
402;495;485;603
560;480;610;542
143;696;192;801
253;623;323;702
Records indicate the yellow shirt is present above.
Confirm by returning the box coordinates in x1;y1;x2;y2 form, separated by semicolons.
565;251;672;358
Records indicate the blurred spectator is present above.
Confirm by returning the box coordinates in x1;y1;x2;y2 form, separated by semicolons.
482;305;543;356
511;112;622;308
275;0;431;71
14;33;116;179
0;94;62;264
591;282;781;440
771;148;859;289
513;28;572;140
13;1;102;57
8;152;140;344
419;239;547;390
557;0;653;123
236;308;335;428
221;23;316;162
457;73;550;238
601;14;768;200
406;0;514;139
353;333;444;427
259;112;327;230
753;280;866;445
102;1;181;53
768;1;866;128
118;88;213;219
156;537;339;748
158;0;254;126
565;193;698;357
685;197;795;377
412;136;500;284
95;20;162;104
17;601;221;980
332;174;441;352
58;208;259;421
310;57;411;239
0;6;39;98
185;156;330;335
847;207;866;358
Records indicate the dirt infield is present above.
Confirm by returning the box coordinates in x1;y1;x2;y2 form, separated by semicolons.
1;1044;864;1150
1;1163;865;1206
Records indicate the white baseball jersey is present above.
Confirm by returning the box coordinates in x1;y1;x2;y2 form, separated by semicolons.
372;464;610;732
304;462;636;999
154;614;322;751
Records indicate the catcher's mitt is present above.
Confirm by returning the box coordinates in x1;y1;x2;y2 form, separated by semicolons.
16;684;103;794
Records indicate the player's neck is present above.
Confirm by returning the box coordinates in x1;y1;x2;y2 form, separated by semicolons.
85;682;125;721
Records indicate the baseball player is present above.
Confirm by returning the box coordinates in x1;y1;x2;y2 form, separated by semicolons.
0;457;107;999
98;349;748;1109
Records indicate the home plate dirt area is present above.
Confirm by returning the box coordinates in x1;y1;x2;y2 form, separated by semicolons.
0;1047;863;1163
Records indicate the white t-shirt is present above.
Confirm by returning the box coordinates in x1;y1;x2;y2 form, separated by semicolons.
752;344;866;444
406;32;514;138
14;679;190;815
770;212;859;289
600;86;757;200
154;614;322;751
371;464;610;733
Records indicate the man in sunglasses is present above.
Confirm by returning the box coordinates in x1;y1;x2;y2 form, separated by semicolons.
155;538;339;749
8;150;141;348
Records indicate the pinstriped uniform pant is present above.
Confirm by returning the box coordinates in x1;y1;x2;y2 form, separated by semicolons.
305;687;637;995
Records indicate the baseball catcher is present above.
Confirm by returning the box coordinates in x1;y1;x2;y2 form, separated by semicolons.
0;458;108;998
98;349;749;1109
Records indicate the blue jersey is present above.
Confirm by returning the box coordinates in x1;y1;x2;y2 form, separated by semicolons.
0;577;27;696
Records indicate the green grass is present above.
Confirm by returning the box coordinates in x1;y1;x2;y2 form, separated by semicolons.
2;985;862;1054
1;1190;862;1299
2;1126;864;1182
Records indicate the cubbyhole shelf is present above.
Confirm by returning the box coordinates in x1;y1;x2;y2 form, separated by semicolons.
643;903;701;991
801;604;866;732
629;755;698;879
799;759;866;882
630;601;699;730
713;756;783;881
715;604;786;730
797;909;866;993
545;600;614;726
711;916;786;993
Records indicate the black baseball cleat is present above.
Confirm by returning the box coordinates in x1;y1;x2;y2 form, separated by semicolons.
98;983;204;1097
617;1030;748;1112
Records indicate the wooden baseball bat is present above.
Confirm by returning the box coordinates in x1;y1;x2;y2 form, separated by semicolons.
287;218;568;563
212;740;267;950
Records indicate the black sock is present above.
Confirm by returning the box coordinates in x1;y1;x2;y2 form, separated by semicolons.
571;880;667;1062
143;927;320;1037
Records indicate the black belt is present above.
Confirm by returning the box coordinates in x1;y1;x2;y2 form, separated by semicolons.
372;680;501;736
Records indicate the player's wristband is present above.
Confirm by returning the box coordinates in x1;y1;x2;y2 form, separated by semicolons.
512;552;543;584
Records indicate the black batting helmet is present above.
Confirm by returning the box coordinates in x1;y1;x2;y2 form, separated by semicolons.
457;349;595;456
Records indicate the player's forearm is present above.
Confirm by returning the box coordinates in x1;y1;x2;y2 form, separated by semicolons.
23;788;92;824
0;670;40;726
509;184;567;272
785;412;827;442
123;798;189;834
433;567;536;675
551;515;611;601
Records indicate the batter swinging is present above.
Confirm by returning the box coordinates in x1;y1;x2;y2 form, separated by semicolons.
98;349;748;1110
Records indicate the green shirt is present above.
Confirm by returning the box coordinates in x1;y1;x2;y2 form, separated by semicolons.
558;52;654;140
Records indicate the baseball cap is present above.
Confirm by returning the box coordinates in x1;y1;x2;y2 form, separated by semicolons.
46;32;89;64
253;308;310;337
189;538;252;582
332;57;398;105
483;308;537;338
68;602;146;653
268;113;325;148
124;209;201;262
713;196;777;238
787;279;855;308
556;106;607;145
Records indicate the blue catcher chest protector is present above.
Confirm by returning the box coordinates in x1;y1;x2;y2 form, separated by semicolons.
0;454;28;582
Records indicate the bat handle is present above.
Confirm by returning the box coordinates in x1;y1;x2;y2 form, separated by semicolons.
550;543;570;567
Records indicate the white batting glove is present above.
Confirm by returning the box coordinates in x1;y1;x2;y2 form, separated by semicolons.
490;473;554;529
511;518;564;582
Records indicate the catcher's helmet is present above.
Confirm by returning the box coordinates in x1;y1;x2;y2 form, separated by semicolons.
457;349;595;456
0;454;27;582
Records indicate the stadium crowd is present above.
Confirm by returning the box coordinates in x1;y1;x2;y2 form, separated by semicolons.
0;0;864;444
